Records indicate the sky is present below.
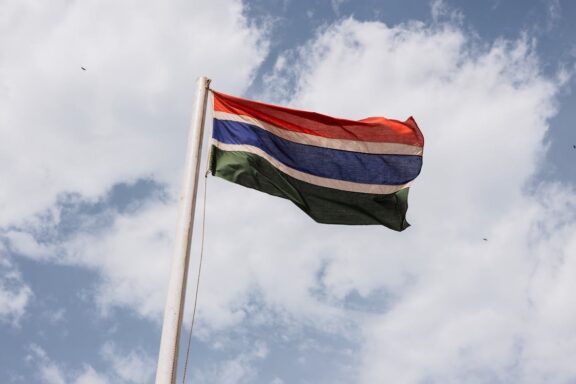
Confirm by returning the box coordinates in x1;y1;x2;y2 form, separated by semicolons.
0;0;575;383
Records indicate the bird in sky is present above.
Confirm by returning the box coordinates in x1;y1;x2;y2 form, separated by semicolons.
81;67;86;71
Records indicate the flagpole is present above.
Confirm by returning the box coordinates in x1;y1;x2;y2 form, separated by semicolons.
155;76;211;384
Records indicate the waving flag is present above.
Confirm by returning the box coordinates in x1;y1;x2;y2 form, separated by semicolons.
209;91;424;231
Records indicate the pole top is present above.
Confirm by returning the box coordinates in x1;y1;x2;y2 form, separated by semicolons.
198;76;212;90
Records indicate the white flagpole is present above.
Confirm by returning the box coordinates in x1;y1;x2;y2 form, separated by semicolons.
155;76;211;384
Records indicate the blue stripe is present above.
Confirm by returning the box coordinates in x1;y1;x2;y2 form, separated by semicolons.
213;119;422;185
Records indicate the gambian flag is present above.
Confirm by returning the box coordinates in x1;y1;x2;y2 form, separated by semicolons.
209;91;424;231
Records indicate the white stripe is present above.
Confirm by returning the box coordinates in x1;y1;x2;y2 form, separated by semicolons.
213;111;423;156
212;140;411;194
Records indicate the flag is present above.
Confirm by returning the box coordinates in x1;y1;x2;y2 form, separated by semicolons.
209;91;424;231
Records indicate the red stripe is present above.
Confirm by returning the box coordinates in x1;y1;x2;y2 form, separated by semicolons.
213;91;424;146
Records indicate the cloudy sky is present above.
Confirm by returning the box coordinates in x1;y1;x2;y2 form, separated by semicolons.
1;0;575;383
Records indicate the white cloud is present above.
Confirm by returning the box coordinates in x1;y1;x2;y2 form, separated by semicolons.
261;17;574;383
356;188;576;383
3;230;56;261
193;342;269;384
0;0;268;331
101;342;154;384
2;197;175;319
65;199;177;319
431;0;464;24
27;344;67;384
0;245;33;325
0;0;267;228
40;365;67;384
74;366;108;384
43;307;66;325
545;0;561;29
27;342;152;384
330;0;349;16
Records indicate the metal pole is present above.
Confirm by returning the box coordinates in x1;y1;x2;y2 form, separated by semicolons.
155;76;211;384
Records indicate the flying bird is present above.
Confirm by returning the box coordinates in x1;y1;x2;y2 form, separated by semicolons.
81;67;86;71
483;238;488;241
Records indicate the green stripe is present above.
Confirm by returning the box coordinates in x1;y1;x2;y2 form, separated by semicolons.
210;146;410;231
